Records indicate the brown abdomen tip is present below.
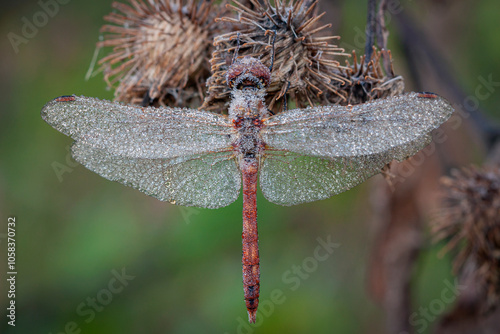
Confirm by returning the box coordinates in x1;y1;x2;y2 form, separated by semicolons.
54;95;76;102
417;92;438;99
247;309;257;323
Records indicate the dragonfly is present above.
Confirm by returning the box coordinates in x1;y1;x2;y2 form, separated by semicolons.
41;56;454;323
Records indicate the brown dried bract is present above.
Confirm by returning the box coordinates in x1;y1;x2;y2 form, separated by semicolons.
97;0;227;107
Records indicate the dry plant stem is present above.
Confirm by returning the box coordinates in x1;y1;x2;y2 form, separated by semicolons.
395;10;500;328
364;2;421;333
488;140;500;166
365;0;391;72
375;0;392;73
395;18;500;327
394;10;500;151
368;162;426;334
364;0;377;63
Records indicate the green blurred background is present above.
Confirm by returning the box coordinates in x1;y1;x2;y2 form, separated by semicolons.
0;1;499;333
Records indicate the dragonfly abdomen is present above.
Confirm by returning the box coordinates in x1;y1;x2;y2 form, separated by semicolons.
240;158;260;323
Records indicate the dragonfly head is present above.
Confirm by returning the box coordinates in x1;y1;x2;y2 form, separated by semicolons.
226;57;271;91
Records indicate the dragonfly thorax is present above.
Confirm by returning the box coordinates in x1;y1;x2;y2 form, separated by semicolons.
233;116;265;161
228;89;269;119
228;82;268;163
229;87;267;163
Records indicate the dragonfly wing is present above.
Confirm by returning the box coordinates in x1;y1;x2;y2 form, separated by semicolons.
71;142;241;209
42;95;234;159
261;92;453;160
259;135;428;206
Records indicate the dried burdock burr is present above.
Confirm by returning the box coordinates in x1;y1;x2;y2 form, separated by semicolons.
434;165;500;314
203;0;351;113
96;0;227;107
328;48;405;106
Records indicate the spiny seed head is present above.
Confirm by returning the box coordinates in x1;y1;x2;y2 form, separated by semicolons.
96;0;405;112
226;56;271;90
202;0;351;113
326;49;405;105
96;0;227;107
434;165;500;314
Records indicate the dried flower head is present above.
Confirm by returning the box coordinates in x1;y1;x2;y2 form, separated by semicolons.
328;49;405;106
202;0;351;113
97;0;226;107
434;165;500;313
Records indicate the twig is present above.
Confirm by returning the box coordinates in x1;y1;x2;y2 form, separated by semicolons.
375;0;391;73
364;0;377;63
394;10;500;152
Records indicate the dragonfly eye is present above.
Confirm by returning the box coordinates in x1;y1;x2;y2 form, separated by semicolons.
226;57;271;90
227;68;243;89
247;65;271;89
235;77;263;90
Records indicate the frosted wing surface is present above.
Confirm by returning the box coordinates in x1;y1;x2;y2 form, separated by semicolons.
260;134;429;206
41;95;234;159
261;92;454;159
71;142;241;208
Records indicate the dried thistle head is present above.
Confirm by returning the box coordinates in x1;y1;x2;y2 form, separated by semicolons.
434;165;500;314
97;0;226;107
202;0;351;113
327;49;405;105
